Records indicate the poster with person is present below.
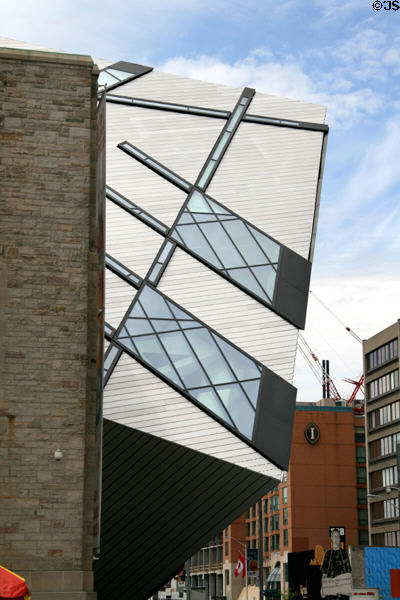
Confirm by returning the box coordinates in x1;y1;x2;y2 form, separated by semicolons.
320;528;352;599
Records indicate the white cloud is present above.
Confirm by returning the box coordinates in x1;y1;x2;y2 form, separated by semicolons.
158;50;384;128
294;274;400;403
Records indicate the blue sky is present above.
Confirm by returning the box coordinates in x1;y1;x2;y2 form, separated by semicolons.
2;0;399;402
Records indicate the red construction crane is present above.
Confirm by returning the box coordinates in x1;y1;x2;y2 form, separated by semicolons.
299;291;365;411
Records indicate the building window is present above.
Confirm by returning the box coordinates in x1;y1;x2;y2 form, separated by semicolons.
355;426;365;443
358;508;368;525
271;494;280;511
367;339;398;370
264;536;269;552
282;472;287;482
225;542;229;555
270;514;279;531
356;446;366;463
369;432;400;459
384;531;400;546
225;570;230;585
357;467;367;483
283;529;288;546
263;499;268;513
368;369;399;400
370;466;398;490
357;488;367;504
372;498;400;520
225;528;229;537
252;539;257;548
358;530;369;545
271;534;280;551
369;400;400;429
282;487;288;504
252;521;256;536
283;508;288;525
264;517;268;533
246;523;250;536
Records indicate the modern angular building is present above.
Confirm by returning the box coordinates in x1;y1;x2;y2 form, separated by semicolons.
1;37;328;599
364;321;400;546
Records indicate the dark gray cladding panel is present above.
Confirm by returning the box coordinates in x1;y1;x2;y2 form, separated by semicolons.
274;246;312;330
94;419;277;600
253;367;297;470
110;60;153;76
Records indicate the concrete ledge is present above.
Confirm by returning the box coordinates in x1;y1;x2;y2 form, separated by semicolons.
0;46;96;70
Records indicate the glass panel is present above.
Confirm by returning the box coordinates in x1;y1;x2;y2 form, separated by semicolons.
241;380;260;408
128;274;141;285
251;265;277;300
212;131;231;161
175;224;223;269
121;143;147;160
197;162;215;188
125;317;153;336
118;336;138;355
213;334;261;381
107;68;135;80
193;212;217;223
222;220;266;264
188;190;212;214
226;105;245;132
216;383;255;439
205;196;231;215
228;267;270;302
130;303;146;318
184;328;235;385
158;241;174;263
190;387;234;425
159;331;209;388
106;256;130;276
98;71;119;86
146;159;190;189
251;229;280;263
180;212;195;224
148;262;163;283
139;286;173;319
167;301;194;321
134;335;182;386
199;222;246;268
104;345;119;370
190;107;229;117
178;320;202;330
104;323;114;336
150;319;179;333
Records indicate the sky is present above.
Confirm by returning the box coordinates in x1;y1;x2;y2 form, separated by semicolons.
2;0;399;403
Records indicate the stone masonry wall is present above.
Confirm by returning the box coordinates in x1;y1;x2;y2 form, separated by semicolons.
0;47;99;595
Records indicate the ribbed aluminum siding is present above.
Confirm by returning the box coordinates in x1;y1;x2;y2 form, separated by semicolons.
113;69;242;111
106;198;164;275
105;269;137;328
249;92;326;123
107;103;224;182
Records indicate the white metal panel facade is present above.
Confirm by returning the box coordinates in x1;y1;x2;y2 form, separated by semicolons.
207;122;324;258
249;92;326;124
159;249;298;383
106;199;165;276
106;119;187;226
105;269;137;328
112;69;242;111
103;351;282;478
106;103;224;183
